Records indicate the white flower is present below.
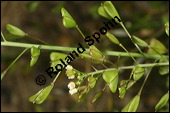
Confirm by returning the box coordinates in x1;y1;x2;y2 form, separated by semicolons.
68;82;75;90
69;88;78;95
68;75;75;79
66;65;73;70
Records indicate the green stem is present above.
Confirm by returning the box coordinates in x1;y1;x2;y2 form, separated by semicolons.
51;71;61;85
82;62;169;78
121;24;144;55
1;41;169;59
119;44;139;65
76;26;86;39
1;48;29;80
138;67;153;95
27;34;48;45
1;31;7;42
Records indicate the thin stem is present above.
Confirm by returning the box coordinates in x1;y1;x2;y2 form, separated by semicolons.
119;44;139;65
82;62;169;78
1;48;29;80
27;34;48;45
1;41;169;59
1;31;7;42
51;71;61;85
138;67;153;95
121;24;144;55
76;26;86;39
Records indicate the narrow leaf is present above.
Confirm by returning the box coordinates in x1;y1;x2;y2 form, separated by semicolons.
119;86;126;99
31;46;40;57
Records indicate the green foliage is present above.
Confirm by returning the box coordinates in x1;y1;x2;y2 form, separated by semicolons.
121;95;140;112
147;38;167;54
6;24;26;39
155;92;169;111
61;7;77;28
30;46;40;67
29;84;54;104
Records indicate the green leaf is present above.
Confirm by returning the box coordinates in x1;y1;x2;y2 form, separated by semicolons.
155;92;169;111
106;32;120;45
98;6;112;19
119;86;126;99
91;91;102;103
61;7;77;28
132;66;145;81
109;74;118;93
88;76;96;88
147;38;167;54
132;35;148;47
50;52;67;62
122;95;140;112
30;46;40;67
103;1;121;20
165;22;169;36
31;46;40;57
103;70;118;83
29;84;54;104
26;1;40;12
6;24;26;39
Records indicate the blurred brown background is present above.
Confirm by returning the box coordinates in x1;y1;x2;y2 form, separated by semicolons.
1;1;169;112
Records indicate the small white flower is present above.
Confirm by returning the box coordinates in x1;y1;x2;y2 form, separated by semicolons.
69;88;78;95
68;75;75;79
66;65;73;70
68;82;75;90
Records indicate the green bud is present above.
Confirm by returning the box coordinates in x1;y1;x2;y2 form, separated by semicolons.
147;38;167;55
98;5;112;19
119;86;126;99
106;32;120;45
88;76;96;88
6;24;26;39
165;22;169;36
30;46;40;67
132;35;148;47
103;1;121;20
50;52;67;62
